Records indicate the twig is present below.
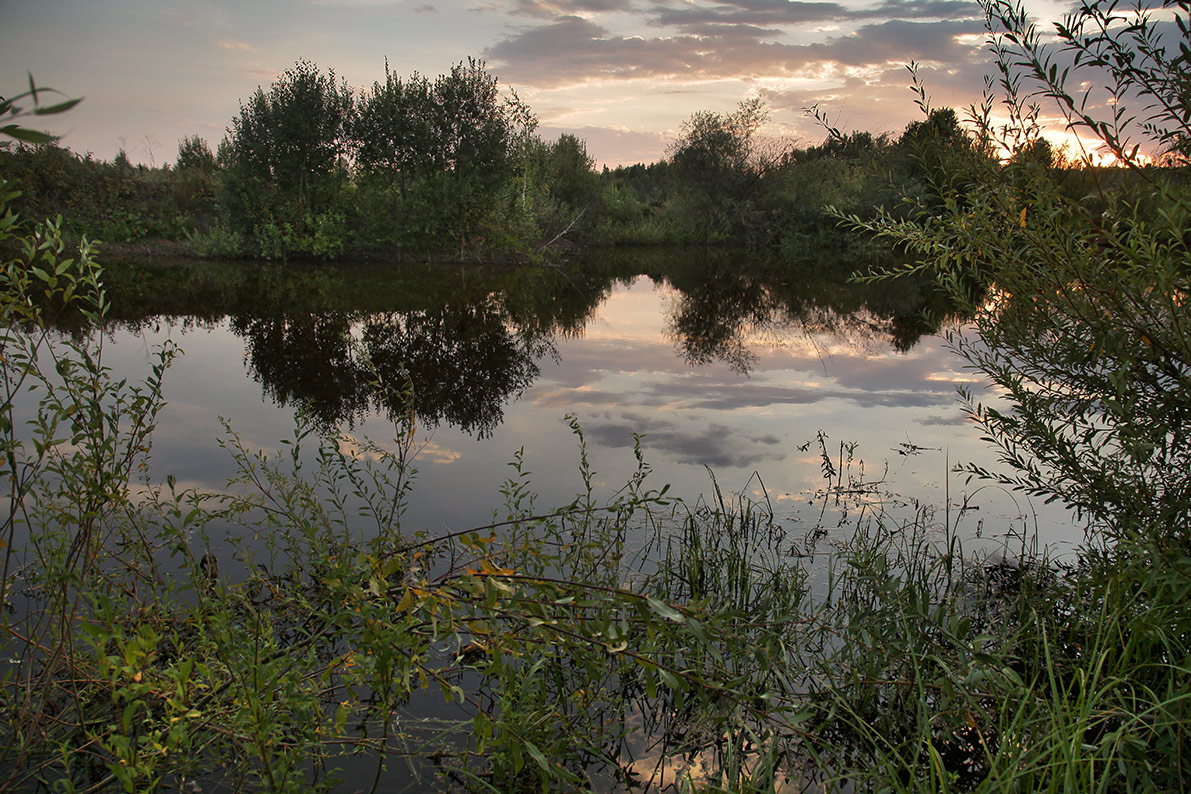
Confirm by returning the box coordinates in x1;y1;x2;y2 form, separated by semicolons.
537;205;588;252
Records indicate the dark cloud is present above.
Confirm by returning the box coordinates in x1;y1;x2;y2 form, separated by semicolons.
487;16;808;85
647;1;851;29
813;18;986;67
869;0;979;21
486;14;985;87
646;0;977;32
638;377;956;411
664;22;786;40
916;413;972;427
585;415;786;469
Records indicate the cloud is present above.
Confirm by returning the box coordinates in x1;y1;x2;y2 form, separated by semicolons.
513;0;636;17
657;22;786;41
647;1;854;30
637;376;956;412
585;415;786;469
217;40;256;52
871;0;977;20
762;61;990;140
417;439;463;464
534;387;626;407
916;414;972;427
485;14;986;88
816;18;986;67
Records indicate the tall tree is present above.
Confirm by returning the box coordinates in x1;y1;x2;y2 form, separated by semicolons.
353;63;434;201
428;58;536;256
351;57;536;257
667;98;769;243
222;59;354;230
544;133;598;213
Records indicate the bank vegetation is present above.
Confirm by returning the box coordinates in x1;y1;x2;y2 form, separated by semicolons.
1;0;1189;791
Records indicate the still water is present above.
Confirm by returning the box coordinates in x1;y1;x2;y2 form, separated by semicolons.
96;248;1080;555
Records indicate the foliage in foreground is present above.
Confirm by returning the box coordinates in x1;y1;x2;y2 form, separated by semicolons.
0;181;798;791
843;0;1191;551
3;0;1191;790
824;0;1191;788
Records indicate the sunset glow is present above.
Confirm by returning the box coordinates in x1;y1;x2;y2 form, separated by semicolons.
0;0;1083;168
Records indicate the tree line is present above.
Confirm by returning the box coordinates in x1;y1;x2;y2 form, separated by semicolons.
0;56;1105;262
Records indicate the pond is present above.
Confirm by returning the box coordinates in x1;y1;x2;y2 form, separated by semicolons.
95;246;1080;557
6;244;1092;792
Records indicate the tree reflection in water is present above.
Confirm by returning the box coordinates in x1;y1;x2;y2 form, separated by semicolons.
94;248;966;439
660;248;959;374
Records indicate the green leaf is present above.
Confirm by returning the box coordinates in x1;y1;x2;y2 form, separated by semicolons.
687;617;710;643
646;595;684;622
523;740;550;772
658;668;685;691
1;125;55;144
33;97;83;116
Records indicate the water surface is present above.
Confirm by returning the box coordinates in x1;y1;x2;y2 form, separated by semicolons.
95;248;1080;554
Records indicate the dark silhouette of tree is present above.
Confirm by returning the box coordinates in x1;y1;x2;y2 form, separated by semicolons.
221;60;354;237
666;98;770;243
351;58;536;257
175;135;216;173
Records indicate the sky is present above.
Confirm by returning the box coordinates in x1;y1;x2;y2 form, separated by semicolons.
1;0;1078;168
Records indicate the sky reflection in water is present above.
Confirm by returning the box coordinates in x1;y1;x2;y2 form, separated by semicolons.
97;264;1083;559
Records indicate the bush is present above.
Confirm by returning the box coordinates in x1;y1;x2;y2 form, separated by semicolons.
812;1;1191;788
185;221;247;258
844;0;1191;550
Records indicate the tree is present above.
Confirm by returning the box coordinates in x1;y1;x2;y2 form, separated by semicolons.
892;105;990;210
352;63;434;201
544;133;598;213
666;98;770;243
525;133;601;243
221;59;354;241
175;134;216;173
427;58;536;256
844;0;1191;547
350;58;536;257
897;107;968;151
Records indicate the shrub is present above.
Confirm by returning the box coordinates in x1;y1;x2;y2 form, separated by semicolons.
841;0;1191;550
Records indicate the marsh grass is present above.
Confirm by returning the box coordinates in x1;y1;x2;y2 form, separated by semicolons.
1;222;1184;791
